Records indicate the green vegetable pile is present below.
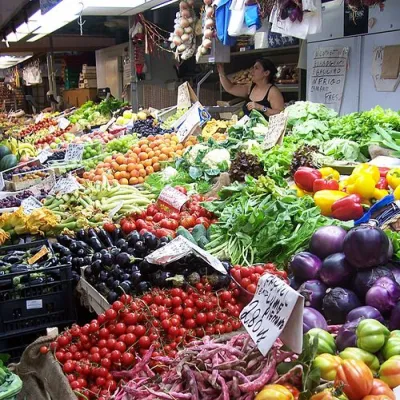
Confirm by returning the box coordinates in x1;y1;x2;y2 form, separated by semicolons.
0;356;22;399
203;175;350;266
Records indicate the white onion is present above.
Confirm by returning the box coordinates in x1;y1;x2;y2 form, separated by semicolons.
175;12;180;17
203;38;212;48
173;36;183;45
171;43;176;49
206;6;213;17
177;44;187;52
179;1;189;9
184;26;193;34
188;17;193;23
204;28;213;39
204;0;212;5
181;33;190;42
181;9;190;18
200;46;208;55
186;0;194;6
180;18;190;28
175;27;184;36
205;18;214;28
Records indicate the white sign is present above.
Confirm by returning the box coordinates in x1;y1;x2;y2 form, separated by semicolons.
35;113;45;124
263;112;288;149
0;173;4;191
157;186;189;214
177;102;211;143
50;175;81;195
393;385;400;400
240;273;304;356
38;149;53;164
146;236;227;275
21;196;43;215
309;46;349;113
64;144;84;162
26;299;43;310
58;117;70;130
372;46;400;92
30;171;56;195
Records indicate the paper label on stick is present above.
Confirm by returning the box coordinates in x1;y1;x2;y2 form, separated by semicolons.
146;236;227;275
50;175;81;195
263;112;288;149
38;149;53;164
64;144;84;162
35;113;45;124
28;246;49;265
58;117;70;130
21;196;43;215
26;299;43;310
240;273;304;356
176;102;211;143
157;186;189;215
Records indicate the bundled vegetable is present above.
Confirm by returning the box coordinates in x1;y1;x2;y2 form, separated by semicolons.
196;0;215;59
114;333;294;400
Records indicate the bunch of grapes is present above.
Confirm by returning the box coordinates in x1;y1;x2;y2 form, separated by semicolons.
83;141;103;160
0;190;34;208
106;135;138;154
47;151;66;161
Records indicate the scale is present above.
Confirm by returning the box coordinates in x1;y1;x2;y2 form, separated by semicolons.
97;88;112;101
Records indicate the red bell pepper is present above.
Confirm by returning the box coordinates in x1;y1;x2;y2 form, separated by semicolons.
379;167;390;177
376;177;389;190
313;178;339;192
294;167;322;192
331;194;364;221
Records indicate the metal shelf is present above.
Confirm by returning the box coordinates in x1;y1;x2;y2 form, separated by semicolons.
230;45;300;57
221;84;299;93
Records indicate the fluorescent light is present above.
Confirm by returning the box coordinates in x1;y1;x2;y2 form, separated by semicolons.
27;33;47;42
0;54;33;69
28;11;42;22
34;20;72;34
84;0;144;7
16;21;41;34
151;0;178;9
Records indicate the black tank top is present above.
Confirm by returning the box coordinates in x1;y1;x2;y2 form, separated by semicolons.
243;84;274;117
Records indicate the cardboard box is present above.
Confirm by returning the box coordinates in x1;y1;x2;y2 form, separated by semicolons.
63;88;98;108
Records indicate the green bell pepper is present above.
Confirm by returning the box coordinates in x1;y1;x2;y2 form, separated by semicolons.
382;336;400;360
306;328;336;355
339;347;380;371
356;319;389;353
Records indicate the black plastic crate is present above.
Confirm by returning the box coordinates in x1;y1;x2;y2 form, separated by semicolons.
0;240;76;336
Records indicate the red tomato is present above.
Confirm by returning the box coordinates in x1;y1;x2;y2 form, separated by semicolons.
169;212;181;221
180;215;196;229
155;228;176;238
103;222;116;233
175;186;187;194
146;204;159;216
153;212;165;223
135;219;149;230
195;217;210;229
160;218;179;230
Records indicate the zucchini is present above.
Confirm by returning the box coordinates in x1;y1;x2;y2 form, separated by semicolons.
176;227;197;245
192;224;207;243
197;236;209;249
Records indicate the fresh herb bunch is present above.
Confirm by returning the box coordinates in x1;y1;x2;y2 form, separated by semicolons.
290;144;320;176
229;151;264;182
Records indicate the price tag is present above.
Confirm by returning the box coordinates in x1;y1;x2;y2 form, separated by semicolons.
263;112;288;150
38;149;53;164
240;274;304;356
177;102;211;143
64;144;84;162
146;236;227;275
157;186;189;215
50;175;81;195
0;173;4;191
104;117;116;131
21;196;43;215
109;201;124;219
35;113;45;124
236;115;250;127
30;171;56;195
26;299;43;310
58;117;70;130
28;246;49;265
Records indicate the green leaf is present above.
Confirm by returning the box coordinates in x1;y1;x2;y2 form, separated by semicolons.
204;168;220;176
189;166;203;180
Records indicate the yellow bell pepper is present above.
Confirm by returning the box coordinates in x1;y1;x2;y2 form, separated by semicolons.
373;188;389;200
319;167;340;181
255;384;294;400
352;164;380;183
339;179;349;191
290;184;307;197
314;190;347;216
347;173;376;199
387;168;400;189
394;185;400;200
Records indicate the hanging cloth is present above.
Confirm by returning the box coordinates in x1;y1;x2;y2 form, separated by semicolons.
215;0;237;46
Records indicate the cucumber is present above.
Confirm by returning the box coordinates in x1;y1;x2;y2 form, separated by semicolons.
197;236;209;249
176;226;197;245
192;224;207;243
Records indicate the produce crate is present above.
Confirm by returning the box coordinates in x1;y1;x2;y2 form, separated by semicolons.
0;241;76;336
80;267;109;315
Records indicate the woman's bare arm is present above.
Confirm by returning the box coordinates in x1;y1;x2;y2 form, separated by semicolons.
265;86;285;116
217;63;250;98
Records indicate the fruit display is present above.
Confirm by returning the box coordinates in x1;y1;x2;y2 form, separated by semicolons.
82;134;196;185
2;98;400;400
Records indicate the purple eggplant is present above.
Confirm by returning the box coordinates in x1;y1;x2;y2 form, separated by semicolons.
346;306;384;323
303;307;328;333
290;252;322;282
319;253;353;287
309;226;347;259
336;319;360;351
365;276;400;314
322;287;361;324
389;302;400;330
298;280;327;310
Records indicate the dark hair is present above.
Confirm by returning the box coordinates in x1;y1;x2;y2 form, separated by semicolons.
256;58;277;83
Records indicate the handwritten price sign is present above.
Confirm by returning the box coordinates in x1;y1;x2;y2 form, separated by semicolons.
50;175;81;195
64;144;84;162
21;196;43;215
58;117;70;130
157;186;189;215
263;112;288;150
240;274;304;356
37;149;53;164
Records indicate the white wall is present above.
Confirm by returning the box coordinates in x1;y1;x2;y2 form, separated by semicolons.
306;0;400;113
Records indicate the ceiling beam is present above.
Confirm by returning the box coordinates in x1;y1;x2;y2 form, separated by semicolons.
0;34;116;53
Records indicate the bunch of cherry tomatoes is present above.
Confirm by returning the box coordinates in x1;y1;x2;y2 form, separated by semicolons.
119;189;217;238
46;282;245;399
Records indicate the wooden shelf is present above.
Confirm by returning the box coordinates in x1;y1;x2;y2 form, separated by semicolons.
230;45;299;57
